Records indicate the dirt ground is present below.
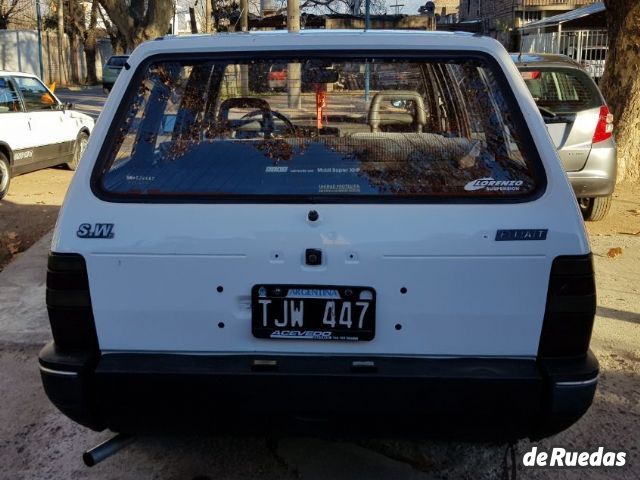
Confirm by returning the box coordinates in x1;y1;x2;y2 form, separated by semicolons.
1;168;639;272
0;168;74;270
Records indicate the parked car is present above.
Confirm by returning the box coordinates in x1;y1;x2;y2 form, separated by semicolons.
40;31;598;445
102;55;129;93
512;53;616;221
0;71;94;199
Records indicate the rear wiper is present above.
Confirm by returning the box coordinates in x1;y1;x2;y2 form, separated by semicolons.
537;106;557;118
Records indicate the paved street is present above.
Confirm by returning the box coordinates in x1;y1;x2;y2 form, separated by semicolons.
0;89;638;479
56;86;108;121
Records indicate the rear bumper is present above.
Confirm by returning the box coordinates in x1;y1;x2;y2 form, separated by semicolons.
568;141;617;198
39;342;598;440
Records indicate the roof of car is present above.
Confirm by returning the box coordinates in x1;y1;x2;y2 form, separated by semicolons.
0;71;39;78
509;53;583;69
126;29;504;64
161;29;476;41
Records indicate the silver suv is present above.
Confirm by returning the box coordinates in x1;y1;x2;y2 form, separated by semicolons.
512;54;616;221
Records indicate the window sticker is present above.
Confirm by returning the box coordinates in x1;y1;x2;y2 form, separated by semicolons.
464;178;524;192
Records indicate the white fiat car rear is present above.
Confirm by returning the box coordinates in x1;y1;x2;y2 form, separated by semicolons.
40;30;598;440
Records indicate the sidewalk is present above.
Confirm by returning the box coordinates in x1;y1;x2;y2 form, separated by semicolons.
0;232;52;346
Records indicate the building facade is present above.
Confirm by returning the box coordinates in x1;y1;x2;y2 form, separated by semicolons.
435;1;460;20
458;0;599;47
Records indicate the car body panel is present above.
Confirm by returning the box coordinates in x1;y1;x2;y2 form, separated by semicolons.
52;31;589;358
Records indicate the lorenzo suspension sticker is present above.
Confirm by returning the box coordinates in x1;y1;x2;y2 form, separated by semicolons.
464;177;524;192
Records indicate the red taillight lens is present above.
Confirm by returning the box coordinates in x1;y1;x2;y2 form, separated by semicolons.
592;105;614;143
520;71;541;81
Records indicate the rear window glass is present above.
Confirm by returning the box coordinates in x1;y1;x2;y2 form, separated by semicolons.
96;55;542;201
520;68;600;114
107;56;128;67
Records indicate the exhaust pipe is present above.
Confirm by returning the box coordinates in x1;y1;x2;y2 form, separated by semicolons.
83;433;135;467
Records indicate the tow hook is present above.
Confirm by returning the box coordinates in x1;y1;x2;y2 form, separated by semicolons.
83;433;135;467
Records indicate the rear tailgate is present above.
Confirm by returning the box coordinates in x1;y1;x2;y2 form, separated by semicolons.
57;50;589;359
82;204;557;356
520;67;603;171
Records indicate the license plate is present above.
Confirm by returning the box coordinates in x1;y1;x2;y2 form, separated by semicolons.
251;285;376;341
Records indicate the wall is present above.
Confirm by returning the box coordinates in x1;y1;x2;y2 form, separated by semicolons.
0;29;113;85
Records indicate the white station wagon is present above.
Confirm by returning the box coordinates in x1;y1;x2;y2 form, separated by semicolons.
40;31;598;445
0;72;94;199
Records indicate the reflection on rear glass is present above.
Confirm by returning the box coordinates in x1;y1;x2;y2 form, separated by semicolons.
100;57;539;199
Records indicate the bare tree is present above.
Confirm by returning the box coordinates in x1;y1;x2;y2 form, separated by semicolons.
99;0;174;51
299;0;386;15
600;0;640;182
97;4;126;54
0;0;34;29
83;0;100;84
63;0;101;84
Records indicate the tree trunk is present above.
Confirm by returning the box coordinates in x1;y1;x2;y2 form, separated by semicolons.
99;0;174;52
57;0;67;85
83;0;99;84
69;34;80;84
600;1;640;183
67;0;80;84
189;7;198;33
84;41;97;84
205;0;212;32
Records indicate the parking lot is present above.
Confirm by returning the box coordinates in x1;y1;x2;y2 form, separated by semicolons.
0;89;638;479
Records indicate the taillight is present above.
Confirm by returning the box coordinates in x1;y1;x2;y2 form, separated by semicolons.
592;105;614;143
46;253;98;351
538;255;596;358
520;71;541;81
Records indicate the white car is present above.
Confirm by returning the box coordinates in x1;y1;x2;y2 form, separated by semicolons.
0;72;94;199
39;31;598;443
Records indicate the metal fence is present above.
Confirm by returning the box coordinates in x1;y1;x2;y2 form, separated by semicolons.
521;29;609;80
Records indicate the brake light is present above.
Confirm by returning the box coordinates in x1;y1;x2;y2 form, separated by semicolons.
592;105;614;143
538;255;596;358
46;253;98;351
520;71;541;81
269;70;286;79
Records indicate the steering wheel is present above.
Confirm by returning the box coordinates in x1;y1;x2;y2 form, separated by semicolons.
241;109;296;137
217;97;294;138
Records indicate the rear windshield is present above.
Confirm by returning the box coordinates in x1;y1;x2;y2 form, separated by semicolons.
520;67;601;114
95;54;543;202
107;56;128;67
